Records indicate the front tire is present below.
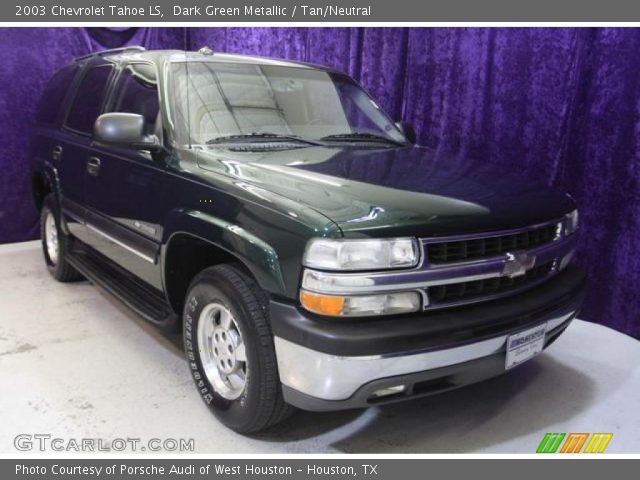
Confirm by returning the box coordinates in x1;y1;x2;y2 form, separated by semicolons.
40;195;83;282
183;264;293;433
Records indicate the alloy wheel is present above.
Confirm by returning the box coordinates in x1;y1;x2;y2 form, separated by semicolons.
197;302;248;400
44;211;59;265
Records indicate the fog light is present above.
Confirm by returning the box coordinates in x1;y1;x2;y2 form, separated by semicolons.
371;385;407;398
300;290;421;317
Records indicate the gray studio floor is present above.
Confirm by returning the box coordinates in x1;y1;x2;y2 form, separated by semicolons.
1;241;639;453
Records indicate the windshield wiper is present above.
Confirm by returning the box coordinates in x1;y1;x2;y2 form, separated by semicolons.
206;132;323;146
319;132;406;146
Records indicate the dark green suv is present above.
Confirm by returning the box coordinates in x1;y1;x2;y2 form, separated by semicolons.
30;46;585;433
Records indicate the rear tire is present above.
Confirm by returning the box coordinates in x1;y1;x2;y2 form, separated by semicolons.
40;194;83;282
183;264;294;433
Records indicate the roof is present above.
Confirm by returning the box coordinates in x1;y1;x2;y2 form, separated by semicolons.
75;46;338;73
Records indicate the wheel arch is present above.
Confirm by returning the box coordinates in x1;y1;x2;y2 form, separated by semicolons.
161;209;287;315
31;169;56;212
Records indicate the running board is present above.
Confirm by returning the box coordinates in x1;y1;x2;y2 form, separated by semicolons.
66;246;177;330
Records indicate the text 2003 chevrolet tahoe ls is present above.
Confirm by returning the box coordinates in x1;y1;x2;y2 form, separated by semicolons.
30;47;585;432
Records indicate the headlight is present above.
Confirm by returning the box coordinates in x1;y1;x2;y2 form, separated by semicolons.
300;290;421;317
565;209;579;236
303;238;419;271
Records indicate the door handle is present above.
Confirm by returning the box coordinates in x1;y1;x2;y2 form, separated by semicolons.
87;157;101;176
52;146;63;161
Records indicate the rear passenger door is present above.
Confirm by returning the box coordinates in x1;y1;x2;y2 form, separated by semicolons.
83;62;165;290
57;61;115;244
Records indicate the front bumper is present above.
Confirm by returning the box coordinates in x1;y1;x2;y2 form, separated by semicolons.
270;265;585;411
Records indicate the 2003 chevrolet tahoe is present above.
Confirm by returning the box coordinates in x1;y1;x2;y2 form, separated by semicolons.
30;46;585;432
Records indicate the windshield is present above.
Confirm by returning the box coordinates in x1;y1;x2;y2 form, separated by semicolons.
169;62;407;146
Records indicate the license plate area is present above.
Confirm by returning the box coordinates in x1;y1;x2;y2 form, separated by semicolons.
505;323;547;369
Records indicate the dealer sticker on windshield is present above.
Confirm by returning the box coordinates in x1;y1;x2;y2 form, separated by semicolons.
505;323;547;370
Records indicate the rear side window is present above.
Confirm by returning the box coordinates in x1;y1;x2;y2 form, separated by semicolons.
65;65;113;134
35;64;80;126
110;63;159;135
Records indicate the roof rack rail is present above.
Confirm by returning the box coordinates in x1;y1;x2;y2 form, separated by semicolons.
74;46;146;62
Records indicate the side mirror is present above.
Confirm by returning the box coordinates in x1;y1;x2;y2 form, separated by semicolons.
395;121;417;144
94;113;161;151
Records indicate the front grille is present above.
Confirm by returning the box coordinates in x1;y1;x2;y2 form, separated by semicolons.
426;224;558;265
428;261;554;305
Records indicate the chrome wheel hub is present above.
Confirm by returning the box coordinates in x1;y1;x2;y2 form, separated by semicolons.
44;211;59;265
197;302;247;400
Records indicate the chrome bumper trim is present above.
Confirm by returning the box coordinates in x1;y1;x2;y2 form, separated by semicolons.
274;311;574;401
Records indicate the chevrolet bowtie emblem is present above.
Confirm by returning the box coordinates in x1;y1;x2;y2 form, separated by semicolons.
503;252;536;278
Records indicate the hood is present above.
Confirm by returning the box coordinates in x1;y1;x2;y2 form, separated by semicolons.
195;145;575;238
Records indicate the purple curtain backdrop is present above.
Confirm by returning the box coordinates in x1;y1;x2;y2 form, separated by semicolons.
0;28;638;339
0;27;185;244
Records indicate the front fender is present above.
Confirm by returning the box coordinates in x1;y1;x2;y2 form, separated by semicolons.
161;208;286;296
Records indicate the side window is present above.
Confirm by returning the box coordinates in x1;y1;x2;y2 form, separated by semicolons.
111;63;160;136
35;64;80;126
65;65;113;134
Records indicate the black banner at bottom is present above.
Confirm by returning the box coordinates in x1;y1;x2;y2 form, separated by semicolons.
4;459;637;480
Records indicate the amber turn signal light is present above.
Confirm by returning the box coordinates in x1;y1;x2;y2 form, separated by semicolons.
300;291;345;316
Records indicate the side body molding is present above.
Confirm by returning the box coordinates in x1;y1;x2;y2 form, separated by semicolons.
161;209;286;295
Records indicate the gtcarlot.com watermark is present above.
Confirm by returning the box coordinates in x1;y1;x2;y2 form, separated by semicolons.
14;434;195;452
